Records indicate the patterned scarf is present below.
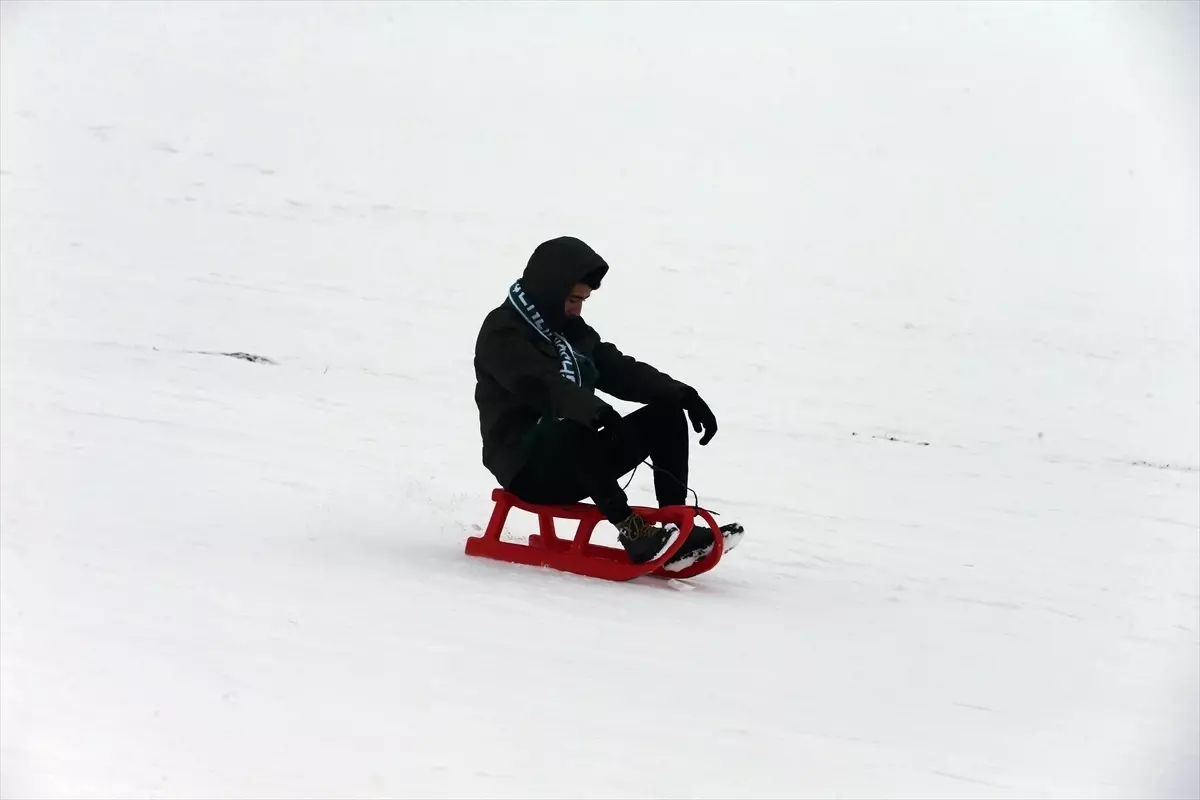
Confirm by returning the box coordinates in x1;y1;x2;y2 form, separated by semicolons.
507;280;582;386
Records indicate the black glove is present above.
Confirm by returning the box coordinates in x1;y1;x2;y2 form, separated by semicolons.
680;386;718;445
593;404;624;433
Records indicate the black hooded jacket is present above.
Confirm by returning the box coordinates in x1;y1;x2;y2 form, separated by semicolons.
473;237;689;488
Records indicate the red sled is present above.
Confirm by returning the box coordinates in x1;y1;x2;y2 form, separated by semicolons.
465;489;725;581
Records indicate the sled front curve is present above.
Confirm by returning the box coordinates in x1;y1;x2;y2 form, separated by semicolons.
651;505;724;579
464;489;723;581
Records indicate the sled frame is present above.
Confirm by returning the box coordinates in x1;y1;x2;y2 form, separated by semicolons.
465;489;725;581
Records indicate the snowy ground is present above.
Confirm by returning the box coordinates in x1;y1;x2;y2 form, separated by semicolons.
1;1;1198;798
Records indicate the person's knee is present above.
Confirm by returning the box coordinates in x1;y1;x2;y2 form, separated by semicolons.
646;400;686;430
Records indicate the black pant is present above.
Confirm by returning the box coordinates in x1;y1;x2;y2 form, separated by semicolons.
509;402;689;522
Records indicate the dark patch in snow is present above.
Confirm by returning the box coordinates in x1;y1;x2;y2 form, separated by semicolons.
220;352;277;365
852;432;930;446
191;350;278;365
1131;460;1198;473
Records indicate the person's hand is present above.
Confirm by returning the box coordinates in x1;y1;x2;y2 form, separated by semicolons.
681;387;718;445
594;405;624;433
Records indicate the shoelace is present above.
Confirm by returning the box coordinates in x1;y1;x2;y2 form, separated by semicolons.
621;459;720;519
618;513;656;541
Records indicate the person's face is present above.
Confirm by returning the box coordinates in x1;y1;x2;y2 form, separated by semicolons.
564;283;592;318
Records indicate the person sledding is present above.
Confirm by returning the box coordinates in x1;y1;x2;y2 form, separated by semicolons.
473;236;743;571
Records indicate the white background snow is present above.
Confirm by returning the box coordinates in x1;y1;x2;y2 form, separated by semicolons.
1;1;1198;797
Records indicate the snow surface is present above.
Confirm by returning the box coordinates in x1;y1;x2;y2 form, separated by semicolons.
1;1;1198;798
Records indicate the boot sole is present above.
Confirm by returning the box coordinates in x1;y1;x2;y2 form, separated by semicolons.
661;526;744;573
647;523;682;563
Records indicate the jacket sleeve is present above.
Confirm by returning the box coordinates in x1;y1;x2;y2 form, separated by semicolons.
592;339;689;405
477;323;611;426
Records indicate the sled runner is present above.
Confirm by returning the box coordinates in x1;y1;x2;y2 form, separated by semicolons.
465;489;725;581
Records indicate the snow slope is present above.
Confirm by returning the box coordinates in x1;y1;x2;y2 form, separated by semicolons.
1;1;1197;797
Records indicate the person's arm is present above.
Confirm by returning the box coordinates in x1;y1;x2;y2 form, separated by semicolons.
589;331;719;445
591;339;688;405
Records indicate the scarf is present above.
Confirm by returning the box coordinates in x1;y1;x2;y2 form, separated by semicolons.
507;280;582;387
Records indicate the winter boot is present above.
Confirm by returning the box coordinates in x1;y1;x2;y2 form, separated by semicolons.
615;512;682;564
662;521;745;573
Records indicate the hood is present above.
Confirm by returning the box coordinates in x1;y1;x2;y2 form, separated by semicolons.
520;236;609;331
